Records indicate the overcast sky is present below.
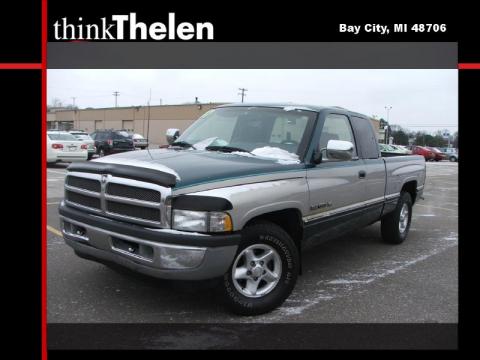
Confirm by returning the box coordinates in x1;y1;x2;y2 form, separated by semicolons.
48;69;458;133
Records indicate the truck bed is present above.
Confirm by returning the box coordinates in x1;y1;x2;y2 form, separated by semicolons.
383;155;426;199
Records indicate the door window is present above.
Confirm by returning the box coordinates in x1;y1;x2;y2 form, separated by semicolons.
318;114;356;160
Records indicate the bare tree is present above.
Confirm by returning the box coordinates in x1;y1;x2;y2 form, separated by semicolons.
51;98;63;108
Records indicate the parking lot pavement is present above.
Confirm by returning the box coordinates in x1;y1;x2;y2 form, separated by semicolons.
47;161;458;323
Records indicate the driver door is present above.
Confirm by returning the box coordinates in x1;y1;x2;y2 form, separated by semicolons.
304;113;367;246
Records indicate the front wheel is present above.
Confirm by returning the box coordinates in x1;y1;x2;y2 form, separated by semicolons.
221;221;299;315
449;156;457;162
381;192;412;244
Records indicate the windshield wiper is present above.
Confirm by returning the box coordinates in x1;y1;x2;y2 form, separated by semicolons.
205;145;251;154
170;141;196;150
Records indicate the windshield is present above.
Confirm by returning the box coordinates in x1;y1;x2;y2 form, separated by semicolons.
176;107;317;159
72;134;92;140
48;133;78;141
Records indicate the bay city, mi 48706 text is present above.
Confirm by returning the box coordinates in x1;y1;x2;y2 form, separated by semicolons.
339;23;447;35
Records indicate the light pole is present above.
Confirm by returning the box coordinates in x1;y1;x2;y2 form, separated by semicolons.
384;106;392;144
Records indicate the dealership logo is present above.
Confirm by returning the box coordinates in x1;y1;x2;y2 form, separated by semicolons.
53;13;214;41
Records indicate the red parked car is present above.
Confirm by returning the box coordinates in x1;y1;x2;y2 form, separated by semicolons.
411;146;436;161
426;147;447;161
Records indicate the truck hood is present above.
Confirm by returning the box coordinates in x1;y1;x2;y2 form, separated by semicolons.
91;148;306;189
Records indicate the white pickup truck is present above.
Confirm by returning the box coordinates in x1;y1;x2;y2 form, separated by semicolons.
59;104;426;315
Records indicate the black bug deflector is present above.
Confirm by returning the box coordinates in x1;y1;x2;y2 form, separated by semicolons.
67;161;177;187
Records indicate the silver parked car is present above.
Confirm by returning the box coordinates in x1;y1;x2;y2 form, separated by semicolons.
69;131;96;160
129;133;149;149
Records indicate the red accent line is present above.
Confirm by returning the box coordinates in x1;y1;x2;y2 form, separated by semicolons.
41;0;47;359
0;63;42;69
458;63;480;70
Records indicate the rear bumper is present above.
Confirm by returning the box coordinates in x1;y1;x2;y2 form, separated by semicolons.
53;153;88;162
58;202;240;280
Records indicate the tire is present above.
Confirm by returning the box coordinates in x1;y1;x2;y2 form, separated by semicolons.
381;192;413;244
449;156;456;162
221;221;299;315
98;148;106;157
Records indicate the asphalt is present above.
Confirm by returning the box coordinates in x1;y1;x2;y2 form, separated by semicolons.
47;161;458;324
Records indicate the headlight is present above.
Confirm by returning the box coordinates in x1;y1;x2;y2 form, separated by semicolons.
172;209;233;233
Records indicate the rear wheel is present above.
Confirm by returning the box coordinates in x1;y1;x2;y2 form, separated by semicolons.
98;148;106;157
381;192;412;244
221;221;299;315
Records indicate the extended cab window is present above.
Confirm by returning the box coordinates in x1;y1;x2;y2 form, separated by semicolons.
319;114;356;160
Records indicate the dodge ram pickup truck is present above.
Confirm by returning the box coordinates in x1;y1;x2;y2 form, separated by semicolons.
59;103;426;315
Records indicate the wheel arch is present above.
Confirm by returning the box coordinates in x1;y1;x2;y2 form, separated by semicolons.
401;180;417;204
243;208;304;273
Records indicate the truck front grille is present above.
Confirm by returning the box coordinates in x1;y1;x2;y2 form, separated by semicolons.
106;183;161;203
64;172;170;227
65;191;102;210
66;176;101;193
106;201;161;222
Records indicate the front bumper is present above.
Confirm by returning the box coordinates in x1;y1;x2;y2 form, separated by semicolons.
59;202;240;280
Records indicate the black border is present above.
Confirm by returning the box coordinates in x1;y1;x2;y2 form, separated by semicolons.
3;2;479;355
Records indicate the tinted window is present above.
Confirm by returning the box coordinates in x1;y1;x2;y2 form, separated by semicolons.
319;114;356;160
350;116;380;159
114;131;129;139
95;132;106;140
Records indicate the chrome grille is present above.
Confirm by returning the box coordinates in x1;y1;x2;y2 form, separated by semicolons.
64;171;171;227
106;183;161;203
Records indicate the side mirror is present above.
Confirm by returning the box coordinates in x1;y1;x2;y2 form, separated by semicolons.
325;140;354;161
166;128;180;145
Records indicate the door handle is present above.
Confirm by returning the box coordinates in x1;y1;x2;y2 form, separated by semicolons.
358;170;366;179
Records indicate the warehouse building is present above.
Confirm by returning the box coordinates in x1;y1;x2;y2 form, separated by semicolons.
48;103;381;146
48;103;221;145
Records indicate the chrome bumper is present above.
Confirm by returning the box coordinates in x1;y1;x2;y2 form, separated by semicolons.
60;215;239;280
